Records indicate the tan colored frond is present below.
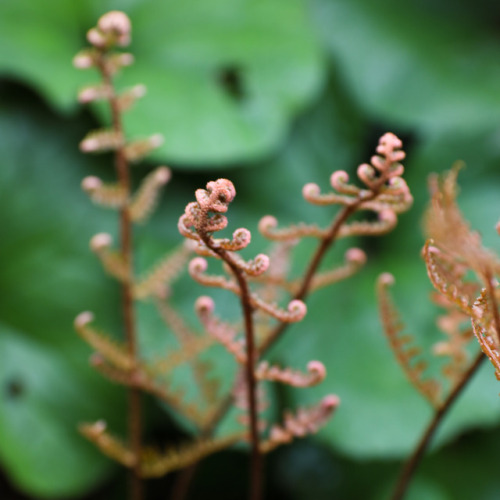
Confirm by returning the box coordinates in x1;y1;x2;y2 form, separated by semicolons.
150;335;214;375
74;312;133;371
90;233;129;282
377;274;442;407
472;315;500;381
155;297;203;345
79;421;134;467
132;370;209;429
139;434;243;478
258;215;327;241
255;360;326;388
129;166;171;223
80;128;123;153
260;395;339;453
81;176;128;208
91;354;136;384
432;305;474;388
188;257;239;293
424;167;500;277
302;184;355;206
337;210;397;238
134;243;191;300
309;248;366;291
423;240;476;315
192;358;221;408
195;296;246;363
123;134;164;162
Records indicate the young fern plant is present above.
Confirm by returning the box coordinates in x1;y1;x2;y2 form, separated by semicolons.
378;167;500;500
173;133;413;499
73;11;170;500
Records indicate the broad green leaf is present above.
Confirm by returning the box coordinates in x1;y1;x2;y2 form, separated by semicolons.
311;0;500;132
0;326;114;498
0;0;325;164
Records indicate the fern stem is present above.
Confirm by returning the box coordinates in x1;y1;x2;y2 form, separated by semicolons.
201;238;262;500
390;350;484;500
97;54;143;500
261;173;390;353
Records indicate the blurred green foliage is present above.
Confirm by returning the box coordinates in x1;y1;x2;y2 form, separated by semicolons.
0;0;499;498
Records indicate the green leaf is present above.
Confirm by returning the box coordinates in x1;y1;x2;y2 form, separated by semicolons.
0;326;114;497
311;0;500;132
0;0;325;164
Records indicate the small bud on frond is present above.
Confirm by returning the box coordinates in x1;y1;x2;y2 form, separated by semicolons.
230;253;270;277
129;166;171;223
251;297;307;323
302;183;354;206
82;176;128;208
74;312;134;371
124;134;164;163
188;257;239;293
90;232;112;251
86;11;131;50
87;28;108;49
377;274;442;407
330;170;361;195
213;228;251;251
255;360;326;387
80;128;123;153
90;233;129;282
196;179;236;214
260;395;339;453
73;49;97;69
78;83;112;104
98;11;132;47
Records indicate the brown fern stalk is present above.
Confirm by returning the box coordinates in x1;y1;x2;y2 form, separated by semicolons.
178;179;271;500
205;242;262;500
391;168;500;499
390;350;484;500
90;15;142;500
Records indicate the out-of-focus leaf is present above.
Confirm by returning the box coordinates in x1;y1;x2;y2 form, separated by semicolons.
312;0;500;132
0;326;113;497
0;0;325;164
0;87;125;496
